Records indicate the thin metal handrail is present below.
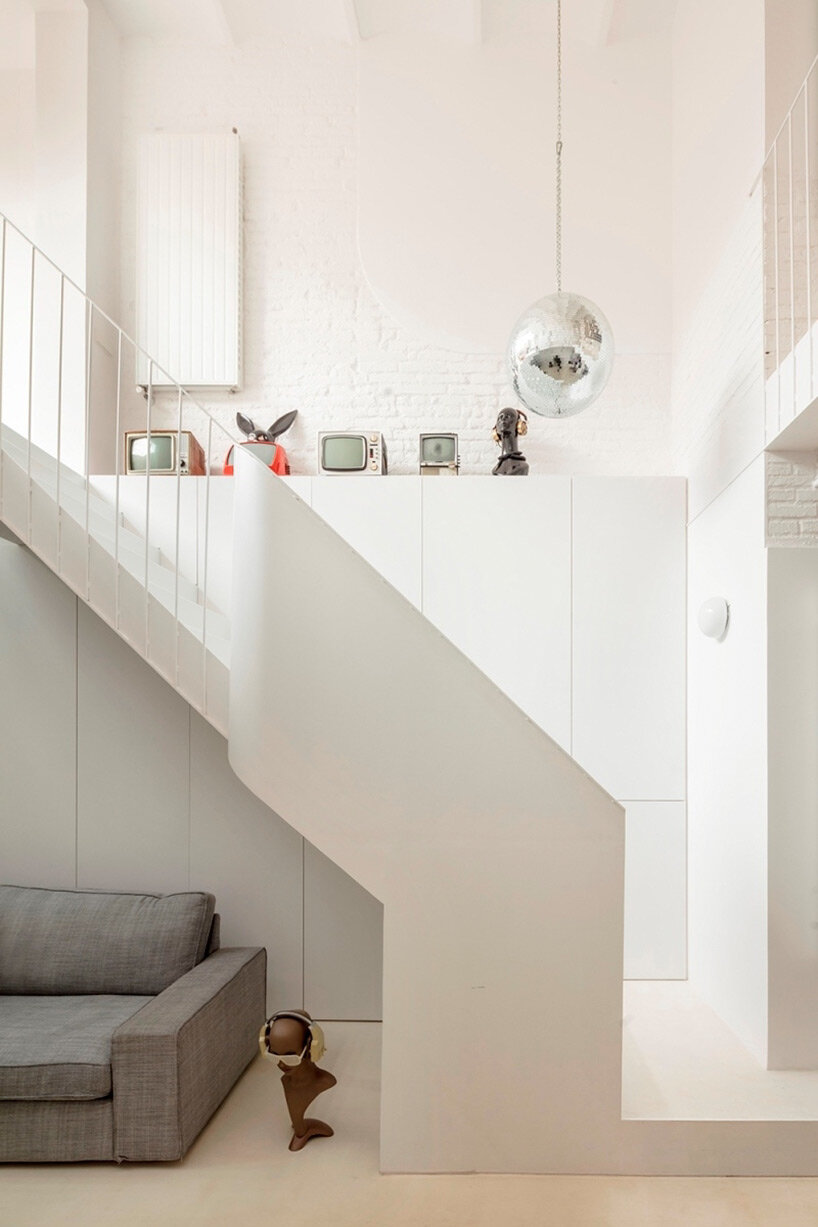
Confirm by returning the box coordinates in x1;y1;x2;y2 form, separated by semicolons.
0;206;237;725
0;207;229;439
764;50;818;166
761;55;818;429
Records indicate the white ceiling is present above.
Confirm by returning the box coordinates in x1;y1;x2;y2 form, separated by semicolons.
98;0;678;47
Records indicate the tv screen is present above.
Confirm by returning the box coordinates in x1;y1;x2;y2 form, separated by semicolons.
422;435;456;465
129;434;174;473
244;442;278;465
322;435;366;471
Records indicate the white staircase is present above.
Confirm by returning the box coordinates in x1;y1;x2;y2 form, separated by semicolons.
7;208;818;1176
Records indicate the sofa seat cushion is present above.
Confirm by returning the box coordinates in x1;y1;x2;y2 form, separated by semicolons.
0;995;152;1101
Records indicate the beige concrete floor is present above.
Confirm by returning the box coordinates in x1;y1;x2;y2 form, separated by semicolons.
7;1021;818;1226
623;980;818;1119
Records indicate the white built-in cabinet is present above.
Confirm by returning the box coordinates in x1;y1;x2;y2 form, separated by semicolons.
422;478;573;752
307;475;687;981
310;477;422;607
572;478;686;801
0;475;686;1020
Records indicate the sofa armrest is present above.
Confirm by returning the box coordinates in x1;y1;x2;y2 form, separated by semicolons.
111;946;266;1162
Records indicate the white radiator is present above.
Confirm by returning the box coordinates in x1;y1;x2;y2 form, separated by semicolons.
136;132;242;390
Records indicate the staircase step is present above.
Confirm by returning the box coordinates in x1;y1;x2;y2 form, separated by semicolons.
2;438;214;610
0;443;230;672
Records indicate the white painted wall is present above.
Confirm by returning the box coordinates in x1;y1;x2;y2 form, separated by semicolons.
671;0;772;1066
115;28;672;479
0;0;35;236
33;8;88;289
671;194;765;520
86;0;122;318
671;0;765;351
358;18;672;356
765;0;818;143
0;535;383;1020
767;547;818;1069
687;458;768;1064
0;0;123;479
670;1;765;517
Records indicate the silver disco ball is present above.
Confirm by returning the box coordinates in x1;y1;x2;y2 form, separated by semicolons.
507;291;614;418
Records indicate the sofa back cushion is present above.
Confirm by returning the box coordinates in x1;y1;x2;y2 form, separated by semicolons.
0;885;216;995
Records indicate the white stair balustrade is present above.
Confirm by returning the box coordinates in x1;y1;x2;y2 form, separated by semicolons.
0;212;233;731
763;52;818;439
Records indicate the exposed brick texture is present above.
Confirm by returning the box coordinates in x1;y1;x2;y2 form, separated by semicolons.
766;449;818;545
117;36;672;478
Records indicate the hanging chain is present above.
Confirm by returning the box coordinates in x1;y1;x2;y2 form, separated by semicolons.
555;0;563;293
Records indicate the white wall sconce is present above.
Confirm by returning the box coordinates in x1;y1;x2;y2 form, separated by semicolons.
698;597;730;640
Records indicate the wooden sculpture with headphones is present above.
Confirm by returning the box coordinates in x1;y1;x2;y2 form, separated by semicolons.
492;406;530;475
259;1009;336;1151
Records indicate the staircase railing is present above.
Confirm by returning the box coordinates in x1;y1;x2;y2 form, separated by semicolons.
0;209;236;731
763;51;818;433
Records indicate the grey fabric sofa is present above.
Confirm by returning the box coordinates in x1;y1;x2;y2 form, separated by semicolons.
0;884;266;1162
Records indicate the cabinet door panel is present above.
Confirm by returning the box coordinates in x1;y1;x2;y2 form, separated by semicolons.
76;605;189;893
0;542;77;888
422;477;572;751
573;478;686;799
311;477;421;608
624;802;686;979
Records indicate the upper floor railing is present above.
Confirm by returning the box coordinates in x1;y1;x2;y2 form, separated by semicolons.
763;52;818;432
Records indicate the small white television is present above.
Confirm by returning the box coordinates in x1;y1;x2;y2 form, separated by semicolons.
318;432;387;475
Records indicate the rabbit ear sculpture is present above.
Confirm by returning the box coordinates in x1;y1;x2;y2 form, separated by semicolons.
225;409;298;477
236;412;261;439
267;410;298;441
236;410;297;443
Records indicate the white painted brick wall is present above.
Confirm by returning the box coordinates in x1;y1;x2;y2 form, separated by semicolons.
766;450;818;544
118;36;671;478
672;194;765;519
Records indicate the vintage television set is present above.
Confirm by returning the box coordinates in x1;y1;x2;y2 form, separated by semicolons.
223;440;291;476
419;433;459;475
124;430;206;476
318;432;387;475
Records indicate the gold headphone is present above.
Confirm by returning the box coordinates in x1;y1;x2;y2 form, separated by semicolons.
259;1009;326;1064
493;407;528;444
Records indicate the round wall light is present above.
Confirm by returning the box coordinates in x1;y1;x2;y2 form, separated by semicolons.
697;597;729;640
